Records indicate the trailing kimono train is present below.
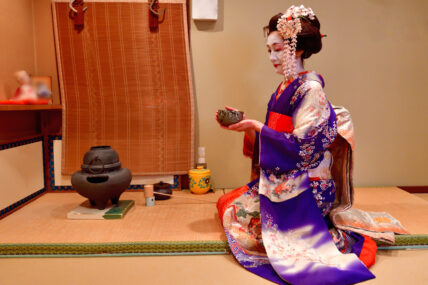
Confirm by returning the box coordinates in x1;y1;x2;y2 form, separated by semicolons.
217;72;407;285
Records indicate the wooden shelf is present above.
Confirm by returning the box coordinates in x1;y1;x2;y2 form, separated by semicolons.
0;105;62;111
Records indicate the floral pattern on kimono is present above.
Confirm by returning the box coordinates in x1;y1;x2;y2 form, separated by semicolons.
218;72;375;285
258;78;337;204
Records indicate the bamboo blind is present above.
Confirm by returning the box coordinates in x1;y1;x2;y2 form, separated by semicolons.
52;0;194;175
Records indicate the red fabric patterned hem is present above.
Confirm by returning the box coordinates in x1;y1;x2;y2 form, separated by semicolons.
243;134;254;158
267;112;294;133
358;235;377;268
217;185;249;223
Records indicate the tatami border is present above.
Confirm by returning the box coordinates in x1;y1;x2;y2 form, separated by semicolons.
1;235;428;257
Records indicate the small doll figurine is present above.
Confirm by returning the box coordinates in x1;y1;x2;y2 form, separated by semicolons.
11;70;37;101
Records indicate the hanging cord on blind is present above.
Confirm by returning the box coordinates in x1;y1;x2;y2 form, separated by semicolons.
149;0;166;31
149;0;166;17
69;0;87;13
69;0;88;32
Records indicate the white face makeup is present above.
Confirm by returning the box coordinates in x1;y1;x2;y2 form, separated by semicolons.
266;31;285;75
266;31;305;77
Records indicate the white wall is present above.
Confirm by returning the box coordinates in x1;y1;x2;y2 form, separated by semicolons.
0;142;44;209
0;0;36;100
190;0;428;188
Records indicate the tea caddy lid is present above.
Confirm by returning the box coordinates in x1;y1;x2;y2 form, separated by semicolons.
189;165;210;175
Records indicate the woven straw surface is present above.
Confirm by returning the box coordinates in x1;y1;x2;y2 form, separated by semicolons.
351;187;428;234
0;191;225;244
53;1;194;175
225;187;428;234
1;188;427;256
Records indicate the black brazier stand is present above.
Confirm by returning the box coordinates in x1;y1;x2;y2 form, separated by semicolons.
71;146;132;210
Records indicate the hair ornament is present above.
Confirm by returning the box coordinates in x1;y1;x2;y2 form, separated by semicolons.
277;5;316;80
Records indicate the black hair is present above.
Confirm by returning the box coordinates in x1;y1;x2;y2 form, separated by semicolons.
266;13;322;59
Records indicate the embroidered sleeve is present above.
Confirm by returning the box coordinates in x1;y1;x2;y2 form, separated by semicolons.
292;81;331;139
243;92;277;159
259;81;337;172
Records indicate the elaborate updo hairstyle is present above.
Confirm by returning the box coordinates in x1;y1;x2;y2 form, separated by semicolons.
267;13;322;60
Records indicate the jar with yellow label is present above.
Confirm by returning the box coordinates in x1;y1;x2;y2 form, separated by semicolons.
188;166;211;194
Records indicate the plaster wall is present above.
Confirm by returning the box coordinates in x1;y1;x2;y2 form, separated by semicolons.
33;0;60;104
0;0;36;100
0;142;44;209
190;0;428;188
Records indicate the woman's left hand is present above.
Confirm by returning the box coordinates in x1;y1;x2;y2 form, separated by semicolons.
227;119;264;133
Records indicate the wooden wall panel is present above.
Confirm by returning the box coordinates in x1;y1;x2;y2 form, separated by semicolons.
0;111;40;144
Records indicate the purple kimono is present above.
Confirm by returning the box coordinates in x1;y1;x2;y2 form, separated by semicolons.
217;72;375;285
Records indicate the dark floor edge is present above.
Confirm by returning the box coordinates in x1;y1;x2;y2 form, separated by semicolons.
398;186;428;193
0;189;46;219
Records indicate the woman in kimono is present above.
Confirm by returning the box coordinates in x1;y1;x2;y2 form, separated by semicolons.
216;5;377;285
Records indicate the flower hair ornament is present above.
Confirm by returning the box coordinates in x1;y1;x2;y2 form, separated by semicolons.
277;5;316;80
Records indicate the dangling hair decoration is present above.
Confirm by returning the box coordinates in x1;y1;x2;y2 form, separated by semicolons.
277;5;315;80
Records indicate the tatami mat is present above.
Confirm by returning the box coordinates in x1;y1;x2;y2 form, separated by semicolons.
0;187;427;248
352;187;428;234
1;250;428;285
0;190;225;244
415;193;428;203
225;187;428;234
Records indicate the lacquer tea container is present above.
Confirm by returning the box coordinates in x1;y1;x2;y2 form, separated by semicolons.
188;166;211;194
